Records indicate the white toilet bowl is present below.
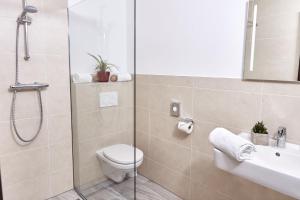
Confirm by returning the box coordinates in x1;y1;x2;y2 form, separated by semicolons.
96;144;144;183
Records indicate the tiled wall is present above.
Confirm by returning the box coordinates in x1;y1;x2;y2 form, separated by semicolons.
136;74;299;200
71;82;134;189
0;0;72;199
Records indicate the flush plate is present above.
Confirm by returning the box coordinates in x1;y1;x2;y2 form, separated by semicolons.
99;92;118;107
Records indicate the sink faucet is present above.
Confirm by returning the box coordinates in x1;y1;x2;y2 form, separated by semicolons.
275;127;286;148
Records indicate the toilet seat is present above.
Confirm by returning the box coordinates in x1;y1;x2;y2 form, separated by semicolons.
103;144;143;165
96;144;144;170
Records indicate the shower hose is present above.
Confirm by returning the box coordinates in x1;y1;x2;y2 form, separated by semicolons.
10;23;44;143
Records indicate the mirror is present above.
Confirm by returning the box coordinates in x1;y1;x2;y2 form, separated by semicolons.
243;0;300;82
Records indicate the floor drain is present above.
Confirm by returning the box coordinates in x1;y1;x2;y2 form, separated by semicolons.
275;152;280;157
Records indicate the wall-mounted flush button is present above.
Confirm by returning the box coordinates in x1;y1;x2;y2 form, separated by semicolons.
99;92;118;108
170;102;180;117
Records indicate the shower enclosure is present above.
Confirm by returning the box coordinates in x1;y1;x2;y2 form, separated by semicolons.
68;0;136;199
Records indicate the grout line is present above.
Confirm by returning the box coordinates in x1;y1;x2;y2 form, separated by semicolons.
146;157;190;179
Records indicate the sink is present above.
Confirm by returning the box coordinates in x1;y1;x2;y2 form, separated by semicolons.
214;142;300;199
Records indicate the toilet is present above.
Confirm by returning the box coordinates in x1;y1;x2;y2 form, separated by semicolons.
96;144;144;183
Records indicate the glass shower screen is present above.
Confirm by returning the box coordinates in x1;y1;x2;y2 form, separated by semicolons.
68;0;135;199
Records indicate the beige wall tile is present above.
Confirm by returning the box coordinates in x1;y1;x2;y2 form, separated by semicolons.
136;74;150;85
3;175;51;200
73;83;98;113
50;140;73;172
254;186;295;200
0;87;13;122
50;167;73;197
48;114;72;145
138;156;149;176
118;107;134;132
191;121;217;155
191;184;232;200
0;18;18;54
148;75;194;87
146;159;191;199
76;111;102;142
42;12;69;56
18;55;47;83
14;90;47;120
193;89;261;131
45;55;70;86
190;150;214;187
149;111;191;147
0;119;48;155
262;82;300;97
78;137;99;167
0;53;14;85
1;147;50;187
148;136;191;175
136;83;149;108
79;161;104;186
262;95;300;143
136;131;149;156
193;77;262;94
149;84;193;116
136;107;149;133
43;0;68;11
47;85;71;116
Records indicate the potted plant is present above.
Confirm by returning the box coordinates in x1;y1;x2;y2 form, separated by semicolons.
88;53;113;82
251;121;269;145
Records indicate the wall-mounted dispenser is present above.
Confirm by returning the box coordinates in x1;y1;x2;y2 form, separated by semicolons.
178;118;194;134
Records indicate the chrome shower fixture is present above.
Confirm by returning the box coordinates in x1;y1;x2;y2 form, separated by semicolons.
21;5;37;16
17;4;38;60
9;0;47;145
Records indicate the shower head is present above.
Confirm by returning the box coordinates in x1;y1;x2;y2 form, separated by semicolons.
20;5;38;18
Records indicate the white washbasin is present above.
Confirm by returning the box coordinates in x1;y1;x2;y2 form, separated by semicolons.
214;142;300;199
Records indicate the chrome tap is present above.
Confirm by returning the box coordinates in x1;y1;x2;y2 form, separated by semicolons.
275;127;286;148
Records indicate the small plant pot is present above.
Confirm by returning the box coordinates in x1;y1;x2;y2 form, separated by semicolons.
97;71;110;82
251;131;269;145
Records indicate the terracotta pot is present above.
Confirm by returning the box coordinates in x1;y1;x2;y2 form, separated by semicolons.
97;71;110;82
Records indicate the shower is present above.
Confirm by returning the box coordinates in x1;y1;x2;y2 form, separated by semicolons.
10;0;49;144
17;4;38;60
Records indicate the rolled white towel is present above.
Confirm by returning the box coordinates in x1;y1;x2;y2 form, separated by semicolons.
117;73;132;82
209;128;256;162
72;73;93;83
110;66;120;75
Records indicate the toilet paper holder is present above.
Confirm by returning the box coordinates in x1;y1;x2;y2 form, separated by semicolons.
177;118;194;134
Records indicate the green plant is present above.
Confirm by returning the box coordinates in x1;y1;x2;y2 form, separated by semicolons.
88;53;114;72
252;121;268;134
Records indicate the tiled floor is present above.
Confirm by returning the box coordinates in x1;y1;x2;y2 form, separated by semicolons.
50;175;182;200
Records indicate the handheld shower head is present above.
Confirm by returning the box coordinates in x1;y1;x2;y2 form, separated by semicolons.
20;5;38;17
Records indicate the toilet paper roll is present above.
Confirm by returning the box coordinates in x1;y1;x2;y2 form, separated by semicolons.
177;120;194;134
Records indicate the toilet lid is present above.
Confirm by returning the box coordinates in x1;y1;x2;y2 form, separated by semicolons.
103;144;143;165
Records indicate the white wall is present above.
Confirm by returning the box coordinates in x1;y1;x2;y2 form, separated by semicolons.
69;0;134;74
136;0;248;78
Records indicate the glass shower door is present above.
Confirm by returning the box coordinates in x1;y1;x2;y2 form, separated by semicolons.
68;0;135;199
